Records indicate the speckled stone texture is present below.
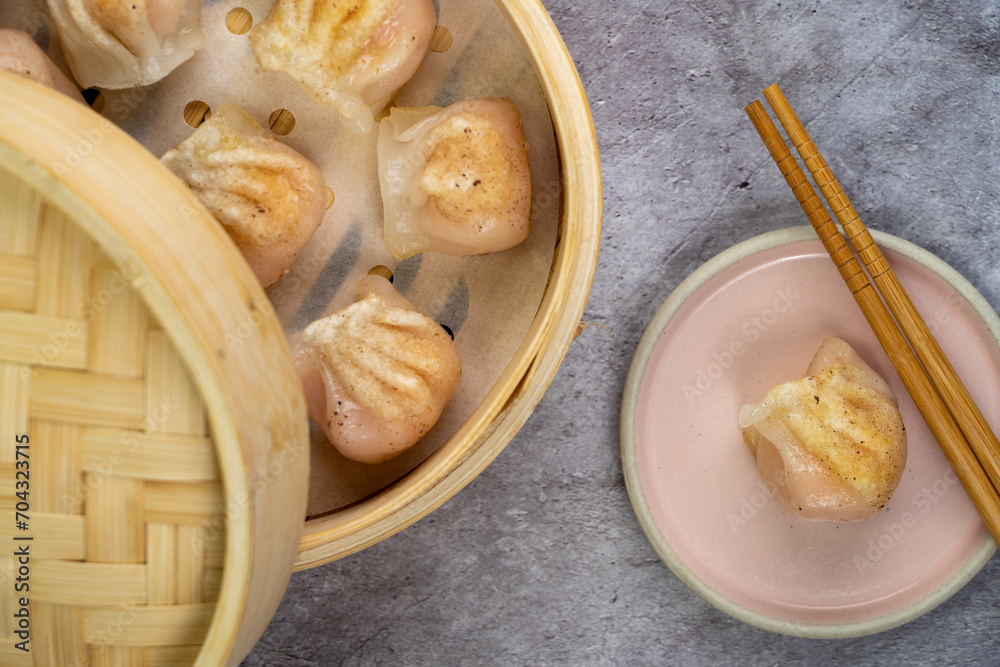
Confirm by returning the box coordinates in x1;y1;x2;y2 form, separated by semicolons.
244;1;1000;664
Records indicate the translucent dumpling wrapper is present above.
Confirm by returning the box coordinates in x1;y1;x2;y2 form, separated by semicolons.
378;98;532;259
294;274;462;464
0;28;83;100
160;104;327;288
249;0;436;135
46;0;204;89
739;336;907;522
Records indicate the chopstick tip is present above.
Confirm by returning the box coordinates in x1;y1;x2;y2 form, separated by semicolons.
744;99;770;128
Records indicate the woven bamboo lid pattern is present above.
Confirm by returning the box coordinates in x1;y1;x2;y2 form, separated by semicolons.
0;165;225;665
0;73;309;666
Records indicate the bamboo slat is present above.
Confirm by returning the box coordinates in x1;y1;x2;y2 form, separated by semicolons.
147;524;179;606
0;463;15;498
145;330;207;437
177;525;206;605
81;429;218;482
82;604;216;646
34;205;91;319
147;646;201;666
28;420;83;515
0;639;34;665
31;562;147;606
29;369;145;429
0;513;85;560
91;647;147;667
144;482;225;526
0;311;88;368
204;530;226;569
85;476;146;563
0;364;28;459
202;565;224;604
0;255;35;312
88;255;149;378
0;170;40;256
0;556;13;637
31;604;87;666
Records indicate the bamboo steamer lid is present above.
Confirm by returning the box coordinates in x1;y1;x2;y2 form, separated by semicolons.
0;73;309;665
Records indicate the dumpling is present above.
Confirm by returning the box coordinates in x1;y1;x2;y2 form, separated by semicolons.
738;337;907;522
0;28;82;100
249;0;436;135
161;104;327;288
378;98;532;259
294;273;462;464
46;0;204;88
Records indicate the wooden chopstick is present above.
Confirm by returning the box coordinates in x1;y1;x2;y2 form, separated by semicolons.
762;83;1000;501
745;99;1000;545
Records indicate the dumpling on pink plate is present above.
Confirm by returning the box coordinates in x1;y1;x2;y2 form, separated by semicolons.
739;336;907;522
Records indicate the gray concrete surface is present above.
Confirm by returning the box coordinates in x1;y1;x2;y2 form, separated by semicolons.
244;1;1000;664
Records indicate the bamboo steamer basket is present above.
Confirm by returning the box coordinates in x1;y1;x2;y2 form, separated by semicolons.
0;0;601;663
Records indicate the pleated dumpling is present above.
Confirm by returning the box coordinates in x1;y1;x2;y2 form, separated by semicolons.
0;29;82;100
249;0;436;135
46;0;204;88
378;98;532;259
294;274;462;464
161;104;327;288
739;337;907;522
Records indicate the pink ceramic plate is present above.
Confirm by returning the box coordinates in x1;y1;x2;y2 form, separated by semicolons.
621;226;999;637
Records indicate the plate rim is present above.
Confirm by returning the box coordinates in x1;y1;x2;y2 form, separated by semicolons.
620;225;998;638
